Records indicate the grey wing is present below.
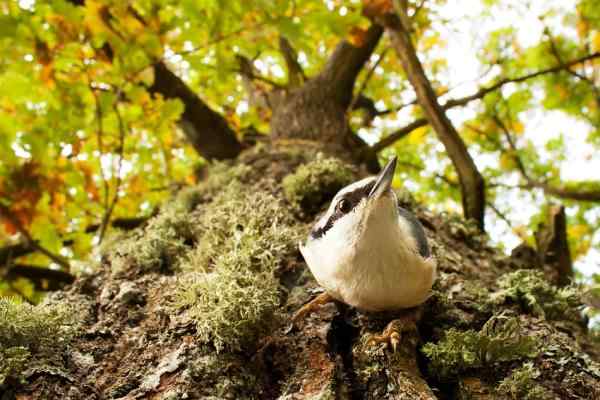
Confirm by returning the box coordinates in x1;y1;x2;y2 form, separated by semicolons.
397;206;431;258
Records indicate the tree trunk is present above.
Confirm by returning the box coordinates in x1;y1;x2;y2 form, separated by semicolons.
3;136;599;399
2;23;599;399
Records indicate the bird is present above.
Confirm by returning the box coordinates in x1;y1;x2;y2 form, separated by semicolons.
294;156;437;350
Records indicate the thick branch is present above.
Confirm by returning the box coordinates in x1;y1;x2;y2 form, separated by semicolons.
149;62;242;160
4;264;75;290
0;215;150;266
535;205;573;286
379;11;485;229
318;24;383;107
279;35;306;87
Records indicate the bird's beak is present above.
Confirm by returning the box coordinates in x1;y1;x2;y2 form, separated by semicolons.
368;156;397;199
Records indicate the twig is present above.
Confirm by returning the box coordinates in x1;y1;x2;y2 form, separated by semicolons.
97;96;126;244
487;201;514;229
89;83;110;212
350;47;389;111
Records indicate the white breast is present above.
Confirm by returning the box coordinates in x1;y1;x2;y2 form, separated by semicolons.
300;211;437;311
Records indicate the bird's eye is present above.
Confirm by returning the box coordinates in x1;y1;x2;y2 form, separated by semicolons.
337;198;351;213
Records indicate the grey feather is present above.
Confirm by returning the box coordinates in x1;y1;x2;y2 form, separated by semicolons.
397;206;430;258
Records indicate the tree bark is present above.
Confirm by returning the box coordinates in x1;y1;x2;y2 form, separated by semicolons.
149;62;242;160
270;24;383;158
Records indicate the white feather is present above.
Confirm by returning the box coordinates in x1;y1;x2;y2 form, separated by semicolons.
300;182;436;311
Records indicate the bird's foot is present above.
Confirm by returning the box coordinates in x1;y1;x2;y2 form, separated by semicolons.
291;292;335;325
366;315;418;352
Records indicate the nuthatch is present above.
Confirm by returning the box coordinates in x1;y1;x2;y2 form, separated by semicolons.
295;157;436;349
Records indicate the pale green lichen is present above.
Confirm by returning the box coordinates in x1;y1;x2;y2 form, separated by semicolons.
107;162;254;275
496;362;553;400
422;314;539;379
188;352;258;398
172;162;253;212
0;298;77;384
282;156;355;213
110;206;196;274
492;270;581;320
173;181;303;352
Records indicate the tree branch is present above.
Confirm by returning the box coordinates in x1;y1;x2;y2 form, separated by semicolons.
4;263;75;290
149;62;242;160
97;99;127;244
0;215;150;266
494;115;600;202
535;205;573;286
279;35;306;87
371;118;428;153
318;24;384;107
350;47;389;111
376;9;485;229
0;204;70;270
370;51;600;152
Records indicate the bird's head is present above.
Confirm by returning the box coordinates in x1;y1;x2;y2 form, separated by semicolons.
303;156;399;251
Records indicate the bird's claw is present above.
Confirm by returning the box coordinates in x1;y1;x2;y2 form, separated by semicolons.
367;330;402;352
290;292;335;327
365;317;417;352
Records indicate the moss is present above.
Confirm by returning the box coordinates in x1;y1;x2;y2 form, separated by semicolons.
282;155;356;214
110;206;196;274
0;297;77;384
422;313;539;379
173;162;253;212
492;270;581;320
496;362;553;400
173;181;303;352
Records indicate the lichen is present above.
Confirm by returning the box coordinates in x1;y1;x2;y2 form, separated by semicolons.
282;155;356;213
496;362;553;400
109;206;196;274
422;313;539;379
172;181;303;352
492;269;581;320
0;297;77;384
187;352;258;398
172;161;253;212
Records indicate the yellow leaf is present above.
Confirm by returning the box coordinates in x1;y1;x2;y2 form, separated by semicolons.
408;126;428;145
568;224;590;239
499;152;517;170
512;121;524;135
592;31;600;53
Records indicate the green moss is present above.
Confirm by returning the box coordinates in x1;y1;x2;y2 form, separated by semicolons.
172;162;253;212
282;156;356;213
173;181;303;352
492;270;580;320
496;362;553;400
110;206;196;274
422;314;539;379
0;298;77;384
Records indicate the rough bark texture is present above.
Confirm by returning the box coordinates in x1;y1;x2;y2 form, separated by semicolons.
270;24;383;169
535;205;573;286
3;143;598;400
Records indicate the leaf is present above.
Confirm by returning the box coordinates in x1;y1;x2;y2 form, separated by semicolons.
362;0;393;19
348;26;369;47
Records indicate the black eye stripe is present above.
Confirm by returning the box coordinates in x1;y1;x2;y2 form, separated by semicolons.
310;180;375;239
